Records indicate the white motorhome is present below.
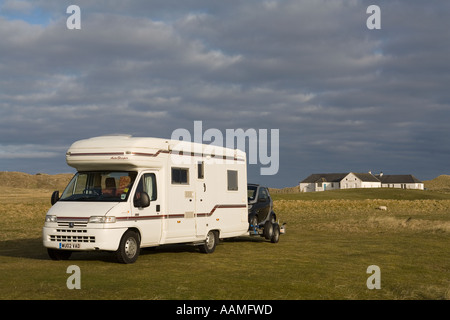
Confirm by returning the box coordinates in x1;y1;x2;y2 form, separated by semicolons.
42;135;249;263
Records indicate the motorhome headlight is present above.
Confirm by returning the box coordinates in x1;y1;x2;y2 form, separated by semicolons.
88;216;116;223
45;215;57;223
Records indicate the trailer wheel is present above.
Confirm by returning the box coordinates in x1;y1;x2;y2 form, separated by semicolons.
116;230;140;264
271;223;280;243
47;248;72;260
263;221;273;240
199;230;218;254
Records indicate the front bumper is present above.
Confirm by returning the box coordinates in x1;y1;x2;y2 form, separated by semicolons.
42;225;126;252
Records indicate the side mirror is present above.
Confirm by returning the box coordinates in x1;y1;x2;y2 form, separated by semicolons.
51;191;60;205
134;192;150;208
140;192;150;208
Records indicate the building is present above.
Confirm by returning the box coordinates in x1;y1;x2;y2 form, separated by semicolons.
299;171;423;192
375;173;424;190
340;172;381;189
299;173;347;192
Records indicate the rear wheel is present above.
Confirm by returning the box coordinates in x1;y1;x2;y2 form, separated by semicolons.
199;230;218;254
115;230;140;264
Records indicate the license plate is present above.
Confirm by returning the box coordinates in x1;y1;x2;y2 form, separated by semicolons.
59;243;80;249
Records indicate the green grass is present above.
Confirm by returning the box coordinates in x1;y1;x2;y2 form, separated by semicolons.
0;189;449;300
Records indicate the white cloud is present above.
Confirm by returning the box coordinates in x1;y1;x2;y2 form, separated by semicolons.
0;0;449;185
0;144;63;159
1;0;34;14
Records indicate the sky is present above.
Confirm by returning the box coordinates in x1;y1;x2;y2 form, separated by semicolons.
0;0;449;188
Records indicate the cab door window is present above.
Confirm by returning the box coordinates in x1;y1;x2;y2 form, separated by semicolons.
134;173;157;207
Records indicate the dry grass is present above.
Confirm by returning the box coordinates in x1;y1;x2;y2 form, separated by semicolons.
0;171;72;191
0;173;449;300
275;199;450;234
273;198;450;300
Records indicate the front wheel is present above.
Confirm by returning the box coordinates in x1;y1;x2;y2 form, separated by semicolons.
115;230;140;264
199;230;218;254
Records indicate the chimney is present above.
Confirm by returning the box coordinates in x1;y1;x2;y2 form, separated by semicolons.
379;171;383;177
368;170;372;175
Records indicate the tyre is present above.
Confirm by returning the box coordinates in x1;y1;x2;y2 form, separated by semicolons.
271;223;280;243
47;248;72;260
115;230;140;264
199;230;218;254
263;221;273;240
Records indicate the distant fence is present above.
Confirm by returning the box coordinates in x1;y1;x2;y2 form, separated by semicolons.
269;186;300;194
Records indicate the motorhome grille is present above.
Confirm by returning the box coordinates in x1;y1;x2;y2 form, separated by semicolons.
56;229;87;233
49;235;95;243
57;220;88;228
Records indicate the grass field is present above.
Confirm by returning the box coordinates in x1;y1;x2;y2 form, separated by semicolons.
0;185;449;300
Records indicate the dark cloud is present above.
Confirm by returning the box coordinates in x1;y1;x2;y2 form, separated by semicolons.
0;0;449;187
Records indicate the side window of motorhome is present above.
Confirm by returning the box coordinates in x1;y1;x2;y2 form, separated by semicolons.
134;173;157;206
227;170;238;191
172;167;189;185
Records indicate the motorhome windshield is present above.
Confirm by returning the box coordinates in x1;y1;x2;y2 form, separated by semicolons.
60;171;137;202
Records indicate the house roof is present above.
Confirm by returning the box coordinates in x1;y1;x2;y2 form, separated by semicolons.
352;173;381;182
301;172;422;184
300;173;348;183
375;174;422;184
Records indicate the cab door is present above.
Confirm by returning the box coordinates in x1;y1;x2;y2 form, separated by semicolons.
132;171;162;246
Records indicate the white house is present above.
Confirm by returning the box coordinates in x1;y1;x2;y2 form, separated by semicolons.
340;172;381;189
299;171;423;192
299;173;347;192
375;173;424;190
